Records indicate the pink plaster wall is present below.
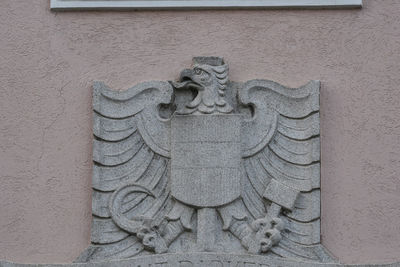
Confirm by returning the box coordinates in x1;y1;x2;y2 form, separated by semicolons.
1;0;400;264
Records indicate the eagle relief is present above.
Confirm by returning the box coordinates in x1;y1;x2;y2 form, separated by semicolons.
76;57;334;264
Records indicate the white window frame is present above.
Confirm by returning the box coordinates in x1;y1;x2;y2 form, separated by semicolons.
51;0;362;10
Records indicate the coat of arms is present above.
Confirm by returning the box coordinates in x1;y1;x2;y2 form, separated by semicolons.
76;57;333;264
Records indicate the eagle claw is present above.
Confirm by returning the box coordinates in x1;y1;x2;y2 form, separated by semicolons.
137;225;168;254
245;217;284;254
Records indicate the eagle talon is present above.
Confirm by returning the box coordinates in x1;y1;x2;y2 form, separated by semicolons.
137;225;168;254
245;216;284;254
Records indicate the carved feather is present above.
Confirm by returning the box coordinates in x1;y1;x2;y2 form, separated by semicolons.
75;236;143;263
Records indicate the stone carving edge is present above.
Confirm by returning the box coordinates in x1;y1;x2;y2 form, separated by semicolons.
0;253;398;267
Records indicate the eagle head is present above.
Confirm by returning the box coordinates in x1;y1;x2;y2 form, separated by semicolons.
172;57;233;115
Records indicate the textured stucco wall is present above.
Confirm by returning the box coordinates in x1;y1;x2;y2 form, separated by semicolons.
0;0;399;264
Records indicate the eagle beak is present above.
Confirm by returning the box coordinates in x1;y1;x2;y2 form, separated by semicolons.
171;69;200;90
179;69;193;82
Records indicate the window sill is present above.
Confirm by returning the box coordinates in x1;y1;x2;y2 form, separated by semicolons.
50;0;362;11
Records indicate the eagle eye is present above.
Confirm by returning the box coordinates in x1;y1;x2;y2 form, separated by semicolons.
194;68;203;75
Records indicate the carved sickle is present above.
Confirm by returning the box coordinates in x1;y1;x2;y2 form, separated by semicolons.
109;183;155;234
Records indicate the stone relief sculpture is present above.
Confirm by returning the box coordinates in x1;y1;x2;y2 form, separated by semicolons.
76;57;334;264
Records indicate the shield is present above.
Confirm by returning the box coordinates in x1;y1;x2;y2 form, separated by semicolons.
170;114;241;208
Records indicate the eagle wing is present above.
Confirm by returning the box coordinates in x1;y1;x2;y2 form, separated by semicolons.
239;80;334;262
76;81;174;262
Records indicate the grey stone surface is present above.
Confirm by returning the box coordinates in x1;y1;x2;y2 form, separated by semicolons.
77;57;329;264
